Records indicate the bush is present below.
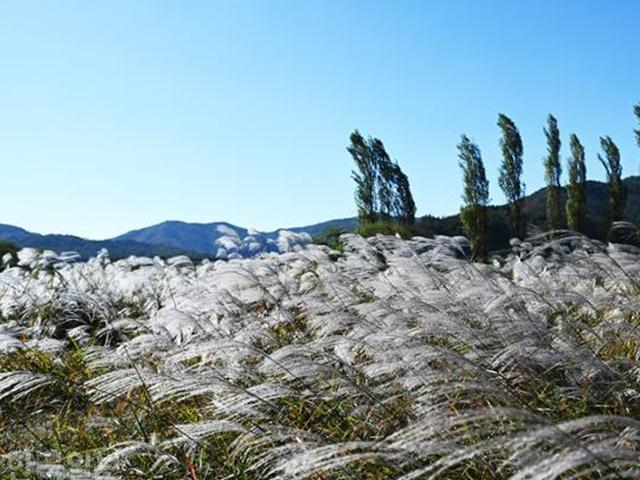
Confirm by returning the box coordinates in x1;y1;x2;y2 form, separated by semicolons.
312;227;348;252
0;241;19;270
356;220;414;239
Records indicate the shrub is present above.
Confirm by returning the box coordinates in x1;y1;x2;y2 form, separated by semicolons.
0;241;19;270
356;220;414;239
312;226;348;252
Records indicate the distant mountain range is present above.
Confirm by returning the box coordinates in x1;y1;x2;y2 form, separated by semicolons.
0;218;357;260
1;177;639;259
0;224;209;260
114;218;356;254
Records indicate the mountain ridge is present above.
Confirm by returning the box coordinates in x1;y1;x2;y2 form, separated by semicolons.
2;176;639;258
114;217;359;255
0;223;209;260
0;218;358;260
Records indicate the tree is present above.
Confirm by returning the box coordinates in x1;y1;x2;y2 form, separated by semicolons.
566;134;587;233
348;130;416;230
371;138;394;219
543;114;562;232
598;136;627;230
634;102;640;149
457;135;490;259
497;114;526;239
348;130;377;223
390;162;416;225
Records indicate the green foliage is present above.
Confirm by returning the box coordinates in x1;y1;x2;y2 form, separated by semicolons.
356;220;414;239
0;241;19;270
349;130;377;223
371;138;395;218
347;130;416;229
543;114;562;232
0;347;232;477
441;176;640;248
312;226;347;252
0;348;101;464
390;164;416;226
457;135;490;260
566;134;587;233
497;114;526;239
598;136;627;232
634;102;640;149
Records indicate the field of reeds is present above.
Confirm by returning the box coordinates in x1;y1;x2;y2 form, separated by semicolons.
0;232;638;479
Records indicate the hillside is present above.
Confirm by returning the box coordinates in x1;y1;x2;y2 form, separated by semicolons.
109;175;640;258
2;177;638;260
416;176;640;250
115;218;358;255
0;218;344;260
114;221;250;255
0;224;208;260
285;217;358;237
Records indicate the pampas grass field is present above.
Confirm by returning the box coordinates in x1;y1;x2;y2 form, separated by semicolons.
0;232;639;479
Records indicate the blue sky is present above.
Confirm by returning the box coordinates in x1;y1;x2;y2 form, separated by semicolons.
1;1;639;239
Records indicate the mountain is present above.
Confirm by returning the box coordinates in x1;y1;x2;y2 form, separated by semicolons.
2;176;639;259
114;221;249;255
0;224;208;261
0;217;354;260
114;218;359;255
111;175;640;257
285;217;358;237
416;176;640;250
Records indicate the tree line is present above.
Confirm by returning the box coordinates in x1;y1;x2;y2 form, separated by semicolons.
460;106;637;258
349;102;640;258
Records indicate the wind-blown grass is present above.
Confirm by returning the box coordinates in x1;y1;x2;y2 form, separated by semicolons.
0;234;638;479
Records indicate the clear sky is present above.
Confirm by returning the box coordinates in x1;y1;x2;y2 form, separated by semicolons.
1;0;639;239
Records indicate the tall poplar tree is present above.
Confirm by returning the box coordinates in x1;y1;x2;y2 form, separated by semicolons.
391;163;416;225
566;134;587;233
598;136;627;229
543;114;562;232
497;114;526;239
458;135;490;259
348;130;377;223
634;102;640;149
371;138;394;219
